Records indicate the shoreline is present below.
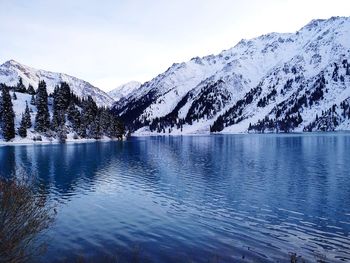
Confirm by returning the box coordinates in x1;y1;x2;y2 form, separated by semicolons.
2;130;350;146
0;137;124;147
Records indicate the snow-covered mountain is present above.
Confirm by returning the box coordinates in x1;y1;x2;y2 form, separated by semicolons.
0;60;114;107
112;16;350;134
108;81;141;102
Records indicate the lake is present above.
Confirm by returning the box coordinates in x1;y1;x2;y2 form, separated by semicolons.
1;134;350;262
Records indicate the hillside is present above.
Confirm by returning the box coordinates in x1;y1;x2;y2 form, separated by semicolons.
0;60;114;107
0;82;123;143
112;16;350;135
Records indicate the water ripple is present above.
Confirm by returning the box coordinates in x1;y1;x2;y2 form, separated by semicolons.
1;134;350;262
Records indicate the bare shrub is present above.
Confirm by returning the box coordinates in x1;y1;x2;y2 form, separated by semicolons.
0;177;56;263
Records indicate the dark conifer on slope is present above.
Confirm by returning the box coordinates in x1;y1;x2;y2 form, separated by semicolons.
27;84;36;95
35;80;50;132
51;84;124;140
108;114;125;138
98;108;111;134
52;86;66;131
88;117;100;139
67;101;81;131
0;79;125;141
18;114;27;138
15;77;26;93
24;102;32;128
30;94;36;105
80;96;98;137
0;87;15;141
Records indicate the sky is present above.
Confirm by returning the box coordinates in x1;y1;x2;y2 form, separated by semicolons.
1;0;350;92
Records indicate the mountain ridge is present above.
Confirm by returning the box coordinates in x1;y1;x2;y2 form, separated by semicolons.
108;81;141;102
112;16;350;134
0;59;114;107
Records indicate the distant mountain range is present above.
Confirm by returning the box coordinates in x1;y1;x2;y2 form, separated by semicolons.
112;16;350;134
1;16;350;136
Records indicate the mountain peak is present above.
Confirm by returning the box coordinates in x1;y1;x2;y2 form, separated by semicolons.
108;81;142;102
119;81;141;88
299;16;348;31
0;59;114;107
3;59;21;67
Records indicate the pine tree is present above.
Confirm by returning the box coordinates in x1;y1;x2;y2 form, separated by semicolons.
18;114;27;138
30;95;36;105
35;80;50;132
51;83;72;132
108;115;125;139
24;102;32;128
78;122;87;138
27;84;36;95
98;108;110;136
15;77;27;93
57;124;67;143
81;96;98;138
67;102;81;131
58;82;71;110
1;88;15;141
51;86;62;131
51;108;65;132
12;92;17;100
210;116;224;132
89;118;101;139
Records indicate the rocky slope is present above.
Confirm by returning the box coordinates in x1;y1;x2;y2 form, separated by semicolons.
112;16;350;134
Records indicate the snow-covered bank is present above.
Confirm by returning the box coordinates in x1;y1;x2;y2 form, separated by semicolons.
131;128;350;137
0;135;125;146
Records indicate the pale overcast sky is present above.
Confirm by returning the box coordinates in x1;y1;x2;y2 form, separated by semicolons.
1;0;349;91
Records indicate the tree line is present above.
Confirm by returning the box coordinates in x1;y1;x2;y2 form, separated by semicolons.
0;78;124;142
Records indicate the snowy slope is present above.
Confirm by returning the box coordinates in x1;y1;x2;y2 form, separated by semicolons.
112;16;350;134
108;81;141;102
0;90;123;144
0;60;114;107
0;91;51;143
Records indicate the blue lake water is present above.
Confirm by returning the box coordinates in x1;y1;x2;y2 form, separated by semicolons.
1;134;350;262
